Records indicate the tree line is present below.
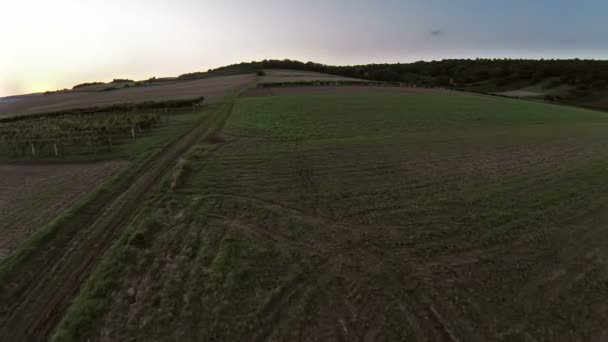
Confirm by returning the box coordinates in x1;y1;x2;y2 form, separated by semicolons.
198;58;608;104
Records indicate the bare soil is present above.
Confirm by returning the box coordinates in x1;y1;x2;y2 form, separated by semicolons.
260;69;365;83
244;85;453;97
0;74;255;119
0;161;126;260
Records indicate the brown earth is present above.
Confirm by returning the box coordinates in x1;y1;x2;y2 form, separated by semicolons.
260;69;365;83
0;74;255;119
244;85;454;97
0;161;126;261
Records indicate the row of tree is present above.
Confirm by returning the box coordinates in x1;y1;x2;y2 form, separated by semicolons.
208;58;607;88
198;59;608;104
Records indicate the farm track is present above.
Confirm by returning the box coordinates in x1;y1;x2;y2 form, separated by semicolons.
0;101;235;341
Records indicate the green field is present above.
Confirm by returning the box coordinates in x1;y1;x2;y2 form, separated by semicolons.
55;91;608;341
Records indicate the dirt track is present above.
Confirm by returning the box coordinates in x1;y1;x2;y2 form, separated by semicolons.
0;102;234;341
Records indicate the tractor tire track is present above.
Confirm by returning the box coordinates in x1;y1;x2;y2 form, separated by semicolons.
211;194;486;341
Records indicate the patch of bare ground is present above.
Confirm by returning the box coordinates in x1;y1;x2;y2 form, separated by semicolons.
0;161;126;260
0;74;255;119
243;85;454;97
260;70;364;83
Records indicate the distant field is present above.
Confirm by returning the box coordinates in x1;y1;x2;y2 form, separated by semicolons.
0;74;255;119
244;85;452;97
495;80;574;99
71;81;135;92
59;89;608;341
0;70;365;119
260;69;364;83
495;90;543;98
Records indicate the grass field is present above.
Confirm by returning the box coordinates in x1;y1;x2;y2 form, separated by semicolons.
54;89;608;341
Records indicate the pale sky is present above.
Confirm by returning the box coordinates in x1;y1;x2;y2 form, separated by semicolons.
1;0;607;97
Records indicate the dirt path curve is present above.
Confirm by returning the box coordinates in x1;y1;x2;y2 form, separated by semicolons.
0;100;236;341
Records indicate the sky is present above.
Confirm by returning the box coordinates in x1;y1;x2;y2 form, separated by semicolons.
1;0;607;97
